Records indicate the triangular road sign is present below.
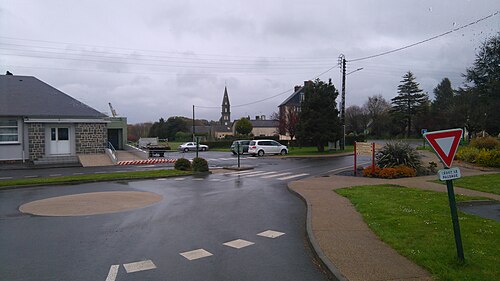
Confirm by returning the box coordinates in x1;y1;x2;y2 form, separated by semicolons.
424;129;463;168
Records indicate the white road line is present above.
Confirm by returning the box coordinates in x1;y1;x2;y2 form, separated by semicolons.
180;249;213;261
49;174;62;177
257;230;286;238
105;264;120;281
326;161;370;173
73;172;84;175
94;171;106;174
114;170;127;173
0;177;13;180
192;178;204;181
277;173;310;180
24;175;39;178
260;172;291;179
156;178;167;181
123;260;156;273
230;170;265;176
174;178;186;181
209;178;222;182
240;171;277;178
223;239;255;249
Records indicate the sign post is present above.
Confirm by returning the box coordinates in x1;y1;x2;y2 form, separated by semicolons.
424;128;464;262
354;142;375;176
237;142;241;168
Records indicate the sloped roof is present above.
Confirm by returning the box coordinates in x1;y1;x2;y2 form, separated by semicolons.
0;75;106;118
278;86;304;107
250;120;278;128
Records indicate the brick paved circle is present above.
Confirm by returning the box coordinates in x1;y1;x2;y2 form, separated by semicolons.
19;191;162;216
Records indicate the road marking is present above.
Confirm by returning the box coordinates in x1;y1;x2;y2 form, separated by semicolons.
73;172;84;175
240;171;277;178
156;178;167;181
223;239;255;249
326;161;370;173
174;178;186;181
231;170;265;176
105;264;119;281
49;174;62;177
123;260;156;273
114;170;127;173
192;178;204;181
24;175;39;178
260;172;291;179
257;230;285;238
180;249;213;261
209;178;222;182
94;171;106;174
277;173;309;180
0;177;13;180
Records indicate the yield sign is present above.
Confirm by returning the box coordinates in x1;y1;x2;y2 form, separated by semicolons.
424;129;463;168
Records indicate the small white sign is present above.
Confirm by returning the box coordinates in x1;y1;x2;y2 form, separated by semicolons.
438;167;461;181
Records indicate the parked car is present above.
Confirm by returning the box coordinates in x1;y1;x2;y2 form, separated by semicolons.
248;140;288;156
178;142;208;152
230;140;250;155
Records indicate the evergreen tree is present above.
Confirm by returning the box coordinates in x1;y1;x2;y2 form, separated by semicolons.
431;78;454;130
464;33;499;134
296;79;340;152
391;71;428;137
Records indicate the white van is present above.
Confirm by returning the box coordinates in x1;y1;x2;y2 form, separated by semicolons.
248;140;288;156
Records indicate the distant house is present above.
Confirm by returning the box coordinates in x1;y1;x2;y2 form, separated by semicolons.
277;81;310;140
0;75;114;164
233;115;278;137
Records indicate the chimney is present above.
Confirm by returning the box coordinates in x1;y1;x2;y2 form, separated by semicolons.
261;115;266;120
304;80;312;86
294;85;301;92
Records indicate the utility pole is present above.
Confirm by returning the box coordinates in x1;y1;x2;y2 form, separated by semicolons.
192;105;195;142
339;54;346;150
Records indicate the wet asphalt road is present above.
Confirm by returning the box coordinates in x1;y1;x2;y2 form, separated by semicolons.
0;154;356;281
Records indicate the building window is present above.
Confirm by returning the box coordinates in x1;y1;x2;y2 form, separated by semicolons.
0;119;19;143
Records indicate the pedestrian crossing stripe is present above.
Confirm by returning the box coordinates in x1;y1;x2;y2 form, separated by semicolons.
261;172;291;178
277;173;309;180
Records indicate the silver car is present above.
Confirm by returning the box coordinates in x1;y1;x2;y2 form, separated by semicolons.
248;140;288;156
178;142;208;152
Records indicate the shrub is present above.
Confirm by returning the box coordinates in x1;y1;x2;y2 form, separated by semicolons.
456;146;480;163
376;141;421;169
416;162;438;176
470;136;500;150
362;165;416;178
475;149;500;167
192;157;209;172
394;165;417;177
174;158;191;171
363;166;381;177
378;167;397;178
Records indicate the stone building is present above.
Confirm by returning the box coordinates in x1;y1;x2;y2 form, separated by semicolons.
0;74;109;164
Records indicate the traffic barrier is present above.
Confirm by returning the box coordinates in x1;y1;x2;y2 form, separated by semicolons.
116;159;177;166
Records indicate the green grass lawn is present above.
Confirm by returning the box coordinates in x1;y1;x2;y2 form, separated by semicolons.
336;185;499;281
437;173;500;195
0;169;192;188
286;145;353;156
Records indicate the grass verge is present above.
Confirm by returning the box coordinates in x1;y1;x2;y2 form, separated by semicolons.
336;184;499;281
434;173;500;195
0;169;192;188
287;145;353;156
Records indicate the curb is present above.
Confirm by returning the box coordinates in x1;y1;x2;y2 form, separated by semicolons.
287;183;347;281
117;159;177;165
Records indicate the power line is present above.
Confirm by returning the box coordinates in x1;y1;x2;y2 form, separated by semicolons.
349;10;499;62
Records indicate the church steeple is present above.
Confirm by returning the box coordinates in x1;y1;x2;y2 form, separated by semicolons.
220;86;231;126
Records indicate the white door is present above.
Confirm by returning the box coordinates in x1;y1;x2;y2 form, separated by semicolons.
50;127;70;155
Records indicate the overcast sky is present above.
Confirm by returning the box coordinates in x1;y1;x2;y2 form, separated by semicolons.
1;1;499;123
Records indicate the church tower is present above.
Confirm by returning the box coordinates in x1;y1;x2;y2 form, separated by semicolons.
220;86;231;126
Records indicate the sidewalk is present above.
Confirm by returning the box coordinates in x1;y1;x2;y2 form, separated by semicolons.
289;166;499;281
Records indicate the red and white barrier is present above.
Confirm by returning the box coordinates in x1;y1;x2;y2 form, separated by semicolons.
117;158;177;166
